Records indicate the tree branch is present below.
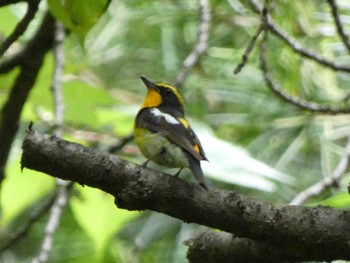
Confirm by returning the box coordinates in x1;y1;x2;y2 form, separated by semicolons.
327;0;350;54
107;133;134;153
259;29;350;114
0;191;57;252
174;0;211;88
0;9;55;74
51;22;65;137
186;230;339;263
21;130;350;261
31;21;68;263
0;0;40;56
0;12;56;185
233;24;264;75
31;180;71;263
290;134;350;205
248;0;350;73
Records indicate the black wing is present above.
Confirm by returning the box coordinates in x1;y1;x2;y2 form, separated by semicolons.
136;108;207;161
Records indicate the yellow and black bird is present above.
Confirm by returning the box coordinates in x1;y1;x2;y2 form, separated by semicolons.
134;76;209;190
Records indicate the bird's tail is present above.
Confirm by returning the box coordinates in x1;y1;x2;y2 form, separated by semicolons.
187;155;209;190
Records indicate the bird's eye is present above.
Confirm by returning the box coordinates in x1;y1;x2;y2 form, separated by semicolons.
165;88;172;95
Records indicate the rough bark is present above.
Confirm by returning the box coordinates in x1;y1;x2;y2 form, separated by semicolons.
21;130;350;262
186;230;348;262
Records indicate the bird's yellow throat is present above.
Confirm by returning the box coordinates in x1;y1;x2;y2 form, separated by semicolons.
141;88;162;108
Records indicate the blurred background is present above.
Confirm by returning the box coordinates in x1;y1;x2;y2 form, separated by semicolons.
1;0;350;262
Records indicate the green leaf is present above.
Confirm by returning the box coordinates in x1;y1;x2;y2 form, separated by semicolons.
312;192;350;208
96;106;136;137
26;54;54;110
48;0;111;43
1;158;55;226
0;5;20;36
47;0;74;29
63;80;115;128
70;185;138;261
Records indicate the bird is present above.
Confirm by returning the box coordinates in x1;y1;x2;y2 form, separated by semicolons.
134;76;209;190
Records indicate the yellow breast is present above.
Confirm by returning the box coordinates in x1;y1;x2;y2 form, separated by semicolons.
134;127;189;168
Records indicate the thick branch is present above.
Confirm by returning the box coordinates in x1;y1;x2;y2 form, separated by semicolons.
0;12;55;184
186;231;304;263
0;13;54;183
186;229;350;262
0;11;54;74
21;130;350;261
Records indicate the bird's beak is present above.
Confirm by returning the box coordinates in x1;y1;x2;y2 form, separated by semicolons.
140;76;157;90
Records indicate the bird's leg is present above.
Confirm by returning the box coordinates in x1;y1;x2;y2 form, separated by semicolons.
173;168;183;178
142;160;150;167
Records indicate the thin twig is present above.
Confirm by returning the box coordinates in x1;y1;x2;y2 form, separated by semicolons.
0;0;40;56
51;22;65;137
108;133;134;153
259;31;350;114
327;0;350;54
290;135;350;205
31;22;68;263
233;24;264;74
174;0;211;88
0;191;57;252
248;0;350;73
31;180;71;263
257;0;350;204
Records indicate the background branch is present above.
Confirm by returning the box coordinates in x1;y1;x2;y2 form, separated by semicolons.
0;12;55;185
0;0;40;56
31;181;71;263
233;25;263;74
0;191;57;253
327;0;350;54
51;22;65;137
107;133;134;153
31;21;68;263
21;130;350;262
0;51;24;73
174;0;211;88
290;134;350;205
248;0;350;73
259;30;350;114
186;230;342;263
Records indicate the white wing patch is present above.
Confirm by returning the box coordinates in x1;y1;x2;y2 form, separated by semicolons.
150;108;180;125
